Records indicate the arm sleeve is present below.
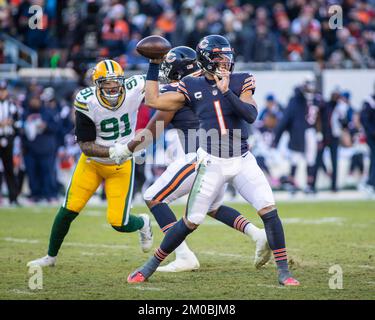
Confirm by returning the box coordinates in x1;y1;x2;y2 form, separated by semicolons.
223;90;258;124
75;110;96;142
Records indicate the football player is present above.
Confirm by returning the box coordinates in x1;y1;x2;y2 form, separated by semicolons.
27;60;153;267
122;46;271;272
127;35;299;286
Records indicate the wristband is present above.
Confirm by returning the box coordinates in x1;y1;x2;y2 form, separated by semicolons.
146;63;160;81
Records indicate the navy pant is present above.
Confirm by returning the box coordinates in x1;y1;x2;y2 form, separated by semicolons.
24;151;57;200
367;137;375;187
313;138;339;191
0;139;18;202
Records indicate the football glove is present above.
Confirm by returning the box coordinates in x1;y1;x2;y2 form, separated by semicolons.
109;143;133;165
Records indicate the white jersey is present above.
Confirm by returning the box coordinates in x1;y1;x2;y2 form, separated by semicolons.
74;74;145;164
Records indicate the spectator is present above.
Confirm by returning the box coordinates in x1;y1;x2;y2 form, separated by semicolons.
252;112;281;188
2;0;375;69
101;17;129;58
347;113;367;184
273;77;323;193
312;89;341;192
186;18;208;49
258;94;283;124
0;81;20;206
22;94;59;202
360;84;375;195
244;25;276;62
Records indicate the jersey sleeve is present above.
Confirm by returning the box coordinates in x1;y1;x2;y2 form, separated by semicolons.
176;80;191;102
240;73;256;95
160;83;179;93
75;110;96;142
132;74;146;92
73;88;93;119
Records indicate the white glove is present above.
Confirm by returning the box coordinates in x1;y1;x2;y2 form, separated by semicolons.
109;143;133;165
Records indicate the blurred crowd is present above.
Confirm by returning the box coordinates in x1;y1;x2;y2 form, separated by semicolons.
1;0;375;75
1;77;375;207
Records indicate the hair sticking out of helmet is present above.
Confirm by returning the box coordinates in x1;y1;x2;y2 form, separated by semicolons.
196;35;234;77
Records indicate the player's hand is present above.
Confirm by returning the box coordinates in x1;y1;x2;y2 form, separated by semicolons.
213;69;230;94
109;143;133;165
150;55;166;64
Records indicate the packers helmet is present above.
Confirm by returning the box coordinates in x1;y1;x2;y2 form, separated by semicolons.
92;59;125;110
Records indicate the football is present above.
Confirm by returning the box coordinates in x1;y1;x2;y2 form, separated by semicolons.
136;35;172;59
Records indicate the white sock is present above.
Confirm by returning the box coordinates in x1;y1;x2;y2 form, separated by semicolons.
244;223;260;242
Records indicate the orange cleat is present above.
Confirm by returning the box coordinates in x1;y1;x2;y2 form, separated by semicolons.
127;271;146;283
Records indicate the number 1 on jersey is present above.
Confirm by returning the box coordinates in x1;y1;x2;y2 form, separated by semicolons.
213;100;227;135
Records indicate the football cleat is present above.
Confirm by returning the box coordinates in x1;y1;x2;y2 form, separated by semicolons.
156;252;200;273
254;229;272;269
280;277;300;286
127;271;146;283
27;255;56;267
138;214;153;253
278;272;300;286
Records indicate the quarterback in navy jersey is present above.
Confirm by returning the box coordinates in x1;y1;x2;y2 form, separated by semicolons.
125;46;270;273
128;35;299;286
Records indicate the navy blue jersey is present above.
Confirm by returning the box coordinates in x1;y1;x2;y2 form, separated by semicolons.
161;83;200;153
177;72;255;157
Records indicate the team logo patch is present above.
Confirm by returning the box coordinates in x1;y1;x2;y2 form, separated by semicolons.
166;52;177;63
198;39;209;49
212;89;218;96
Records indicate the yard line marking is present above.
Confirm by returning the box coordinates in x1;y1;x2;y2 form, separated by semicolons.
349;244;375;249
282;217;345;225
9;289;35;295
199;251;247;259
80;251;107;256
358;265;375;270
2;237;40;244
133;286;165;291
84;210;103;217
1;237;129;249
256;284;286;289
196;217;346;226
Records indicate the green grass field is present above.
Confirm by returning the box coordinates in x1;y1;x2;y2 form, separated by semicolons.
0;201;374;300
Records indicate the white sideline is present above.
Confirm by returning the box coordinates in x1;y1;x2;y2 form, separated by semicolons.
132;286;165;291
1;237;129;249
198;250;248;259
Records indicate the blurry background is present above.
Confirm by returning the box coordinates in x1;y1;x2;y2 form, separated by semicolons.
1;0;375;206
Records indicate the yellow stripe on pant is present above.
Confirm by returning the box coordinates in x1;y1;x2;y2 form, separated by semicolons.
64;154;134;227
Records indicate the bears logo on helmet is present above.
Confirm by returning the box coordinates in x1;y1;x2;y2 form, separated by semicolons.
160;46;200;82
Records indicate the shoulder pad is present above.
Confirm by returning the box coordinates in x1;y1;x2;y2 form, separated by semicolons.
74;87;95;112
125;74;146;92
238;73;256;95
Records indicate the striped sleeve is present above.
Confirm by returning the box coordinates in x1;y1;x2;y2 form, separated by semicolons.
73;90;90;112
74;99;89;111
241;74;256;95
176;81;190;101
